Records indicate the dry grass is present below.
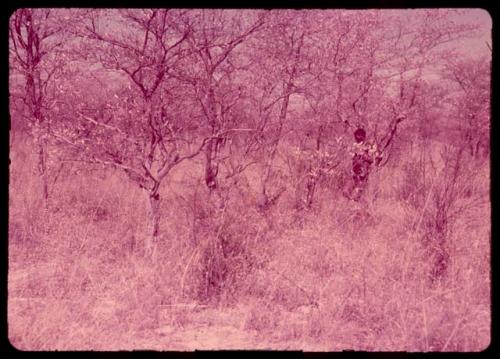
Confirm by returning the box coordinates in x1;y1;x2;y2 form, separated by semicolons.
8;134;490;351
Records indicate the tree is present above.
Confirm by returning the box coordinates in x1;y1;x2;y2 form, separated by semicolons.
246;10;322;211
9;9;68;202
51;9;209;258
441;55;490;159
180;10;266;205
329;9;479;200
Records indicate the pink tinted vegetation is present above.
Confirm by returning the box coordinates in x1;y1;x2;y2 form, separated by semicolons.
8;9;490;351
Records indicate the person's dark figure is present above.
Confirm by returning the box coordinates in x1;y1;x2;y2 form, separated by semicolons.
354;128;366;143
352;129;372;179
350;127;376;200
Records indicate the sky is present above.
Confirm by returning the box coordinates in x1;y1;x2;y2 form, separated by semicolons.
455;8;492;57
380;8;492;59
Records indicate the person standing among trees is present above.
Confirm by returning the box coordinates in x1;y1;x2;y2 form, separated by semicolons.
347;113;405;201
348;127;383;201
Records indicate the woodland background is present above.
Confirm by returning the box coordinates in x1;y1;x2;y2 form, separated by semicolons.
8;9;491;351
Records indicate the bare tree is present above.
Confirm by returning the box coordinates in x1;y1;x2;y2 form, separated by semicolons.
50;10;211;257
333;10;479;201
181;10;266;203
9;9;67;202
442;56;490;160
245;11;321;211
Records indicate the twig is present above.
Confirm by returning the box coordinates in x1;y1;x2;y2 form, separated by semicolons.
417;287;461;305
268;266;317;306
77;111;127;136
332;287;355;319
441;317;465;351
180;247;201;296
51;132;81;148
157;136;211;180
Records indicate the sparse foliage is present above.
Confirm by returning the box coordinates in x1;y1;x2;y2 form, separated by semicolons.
9;9;490;351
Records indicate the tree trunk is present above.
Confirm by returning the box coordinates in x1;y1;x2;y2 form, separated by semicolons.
305;176;316;209
203;81;220;192
260;82;292;208
150;192;160;238
29;64;48;203
38;138;49;202
302;126;323;209
144;190;161;261
204;139;218;192
32;122;49;203
260;36;302;206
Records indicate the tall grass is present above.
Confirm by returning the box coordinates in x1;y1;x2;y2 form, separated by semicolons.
8;133;490;351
